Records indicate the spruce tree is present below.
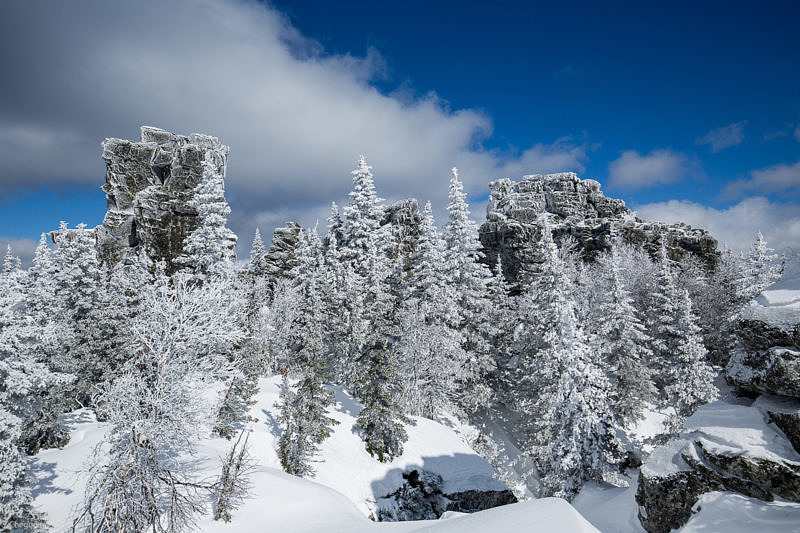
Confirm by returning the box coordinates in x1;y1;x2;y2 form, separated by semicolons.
663;289;718;422
511;217;621;498
442;168;494;414
176;152;237;277
276;357;339;476
214;231;271;439
593;248;656;426
397;202;465;417
0;249;65;529
340;156;385;275
352;239;409;462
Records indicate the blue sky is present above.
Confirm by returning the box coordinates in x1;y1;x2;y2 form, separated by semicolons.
1;0;799;261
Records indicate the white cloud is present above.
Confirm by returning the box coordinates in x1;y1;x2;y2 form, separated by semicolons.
635;197;800;252
0;0;588;251
0;237;39;267
724;160;800;199
696;121;746;152
607;149;689;190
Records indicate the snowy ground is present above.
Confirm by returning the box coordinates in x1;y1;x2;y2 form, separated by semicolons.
29;376;598;532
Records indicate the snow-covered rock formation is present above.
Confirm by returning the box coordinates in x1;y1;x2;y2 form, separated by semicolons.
94;126;236;269
637;270;800;533
479;173;719;284
635;397;800;533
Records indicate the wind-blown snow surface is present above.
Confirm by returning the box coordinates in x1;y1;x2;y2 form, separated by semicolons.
29;376;597;532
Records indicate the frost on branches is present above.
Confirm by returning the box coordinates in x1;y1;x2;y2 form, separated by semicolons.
0;246;67;531
74;268;241;532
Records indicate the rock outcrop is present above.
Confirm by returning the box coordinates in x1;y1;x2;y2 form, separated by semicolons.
636;399;800;533
479;173;719;284
91;126;234;270
376;469;517;522
726;299;800;397
639;277;800;533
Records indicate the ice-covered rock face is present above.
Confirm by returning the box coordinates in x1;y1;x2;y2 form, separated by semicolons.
95;126;231;269
479;173;719;282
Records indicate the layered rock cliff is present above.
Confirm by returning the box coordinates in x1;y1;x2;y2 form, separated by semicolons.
479;173;719;284
94;126;235;269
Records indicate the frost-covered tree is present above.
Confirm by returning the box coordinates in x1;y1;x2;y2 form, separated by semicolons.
276;357;338;476
214;232;272;439
396;303;465;418
75;268;241;532
340;156;385;274
442;168;494;413
266;279;299;373
509;217;620;498
644;244;683;394
592;248;656;426
540;354;621;500
397;202;465;417
176;152;237;277
44;223;130;415
274;227;338;474
744;231;783;300
645;245;717;416
0;249;66;530
663;289;718;422
2;245;21;275
352;238;409;462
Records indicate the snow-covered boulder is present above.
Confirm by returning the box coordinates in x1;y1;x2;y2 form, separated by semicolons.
726;277;800;398
635;399;800;533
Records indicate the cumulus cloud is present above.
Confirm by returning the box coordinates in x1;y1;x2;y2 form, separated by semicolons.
636;197;800;252
696;121;746;152
0;237;39;267
0;0;588;251
724;160;800;199
607;149;689;190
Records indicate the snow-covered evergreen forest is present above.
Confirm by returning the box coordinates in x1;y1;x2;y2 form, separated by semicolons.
0;153;784;532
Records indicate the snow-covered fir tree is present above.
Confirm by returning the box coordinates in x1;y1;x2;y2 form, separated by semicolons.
397;202;465;417
442;168;494;414
663;288;718;423
592;247;656;426
214;231;272;439
509;217;621;499
352;238;409;462
45;223;130;416
176;151;237;277
0;247;66;530
340;156;385;275
744;231;783;300
645;244;718;416
276;356;339;476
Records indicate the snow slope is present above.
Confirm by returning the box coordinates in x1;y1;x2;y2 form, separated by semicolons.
29;376;597;532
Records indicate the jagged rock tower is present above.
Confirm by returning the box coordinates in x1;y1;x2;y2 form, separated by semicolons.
479;172;719;284
93;126;235;269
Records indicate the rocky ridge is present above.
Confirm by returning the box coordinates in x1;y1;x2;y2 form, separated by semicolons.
479;173;719;284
